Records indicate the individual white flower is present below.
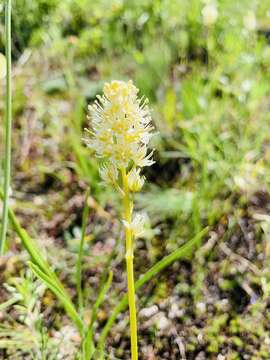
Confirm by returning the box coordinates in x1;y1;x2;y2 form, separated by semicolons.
122;213;147;238
202;3;218;26
243;11;257;31
0;53;6;79
84;80;154;169
127;168;145;192
99;163;118;184
132;146;155;167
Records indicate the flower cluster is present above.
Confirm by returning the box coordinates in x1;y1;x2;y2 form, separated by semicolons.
85;80;154;190
85;80;155;238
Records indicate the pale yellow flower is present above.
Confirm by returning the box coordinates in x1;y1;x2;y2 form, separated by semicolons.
85;80;154;171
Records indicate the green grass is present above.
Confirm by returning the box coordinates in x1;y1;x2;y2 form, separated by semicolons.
1;0;270;358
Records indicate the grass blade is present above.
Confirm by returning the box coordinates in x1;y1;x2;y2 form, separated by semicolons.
76;188;90;313
29;262;84;334
0;193;61;289
97;227;209;353
0;190;84;334
0;0;12;254
83;271;113;360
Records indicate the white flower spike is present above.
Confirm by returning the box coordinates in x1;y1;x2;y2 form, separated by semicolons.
84;80;154;173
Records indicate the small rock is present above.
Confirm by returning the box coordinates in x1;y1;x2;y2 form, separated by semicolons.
168;303;183;319
140;305;159;318
217;355;226;360
155;313;171;331
196;302;206;314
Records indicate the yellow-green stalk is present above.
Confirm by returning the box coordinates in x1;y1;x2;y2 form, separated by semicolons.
84;80;154;359
121;167;138;359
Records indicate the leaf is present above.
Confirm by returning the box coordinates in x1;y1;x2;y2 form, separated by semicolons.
0;190;84;334
97;227;209;353
41;76;67;94
29;262;84;333
163;87;176;128
83;271;113;360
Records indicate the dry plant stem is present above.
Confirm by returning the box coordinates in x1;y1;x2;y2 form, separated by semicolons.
121;167;138;360
0;0;12;254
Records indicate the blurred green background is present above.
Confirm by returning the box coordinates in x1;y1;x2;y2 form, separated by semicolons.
1;0;270;244
1;0;270;358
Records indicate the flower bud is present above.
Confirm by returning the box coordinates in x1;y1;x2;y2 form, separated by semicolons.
127;168;145;192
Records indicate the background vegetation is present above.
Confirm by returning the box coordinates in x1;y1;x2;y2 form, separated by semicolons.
1;0;270;359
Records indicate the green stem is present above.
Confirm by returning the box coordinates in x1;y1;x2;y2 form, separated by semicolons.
0;0;12;254
76;188;90;313
121;168;138;360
